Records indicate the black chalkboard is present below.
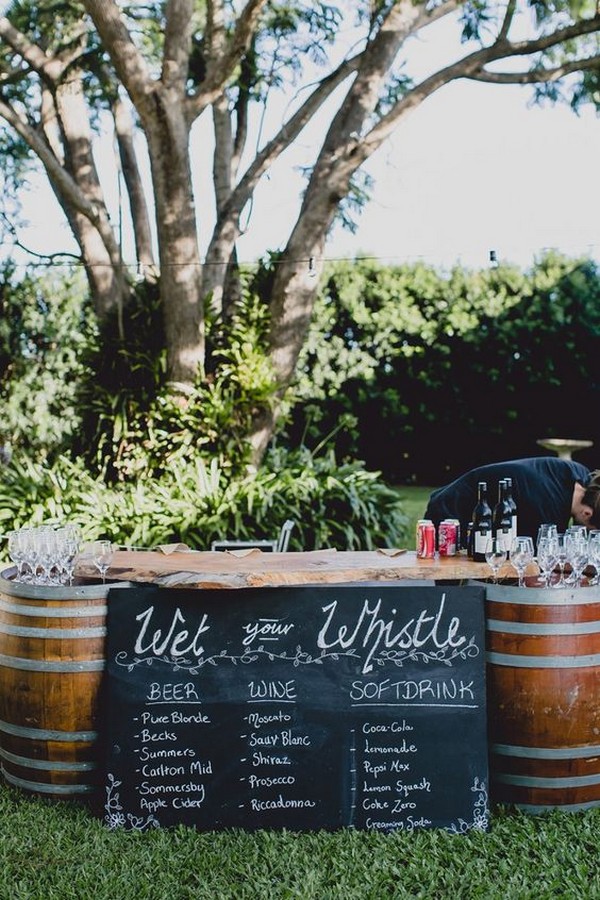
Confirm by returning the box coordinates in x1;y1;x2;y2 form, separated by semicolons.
102;584;489;834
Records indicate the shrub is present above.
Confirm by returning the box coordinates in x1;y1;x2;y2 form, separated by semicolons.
289;252;600;483
0;264;93;458
0;447;407;563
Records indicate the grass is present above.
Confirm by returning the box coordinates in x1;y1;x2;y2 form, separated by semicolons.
1;784;600;898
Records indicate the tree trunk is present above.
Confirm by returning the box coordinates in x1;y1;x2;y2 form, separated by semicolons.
51;76;131;318
146;95;204;386
113;93;156;274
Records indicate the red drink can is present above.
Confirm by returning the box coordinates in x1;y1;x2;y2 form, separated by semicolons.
417;521;436;558
416;519;432;555
438;520;458;557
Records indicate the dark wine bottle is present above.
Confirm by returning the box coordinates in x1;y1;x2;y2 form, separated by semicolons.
493;480;512;555
504;476;518;547
472;481;493;562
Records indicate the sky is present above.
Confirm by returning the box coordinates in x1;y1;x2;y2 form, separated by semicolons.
235;79;600;272
7;9;600;275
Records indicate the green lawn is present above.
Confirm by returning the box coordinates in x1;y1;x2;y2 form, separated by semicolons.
395;485;434;547
1;784;599;898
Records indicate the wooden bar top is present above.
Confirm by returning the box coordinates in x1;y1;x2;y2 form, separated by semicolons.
76;548;525;590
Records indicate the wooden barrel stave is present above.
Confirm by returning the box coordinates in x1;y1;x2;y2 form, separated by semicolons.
486;582;600;813
0;568;130;799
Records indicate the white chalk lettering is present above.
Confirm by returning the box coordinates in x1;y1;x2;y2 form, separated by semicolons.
247;711;292;729
189;760;213;775
364;738;417;754
248;680;297;701
139;729;177;742
141;763;185;778
249;795;317;811
138;781;205;796
147;682;200;702
252;752;291;766
135;606;210;660
248;774;296;789
395;777;431;798
318;594;467;674
242;618;295;647
138;746;196;762
350;678;475;703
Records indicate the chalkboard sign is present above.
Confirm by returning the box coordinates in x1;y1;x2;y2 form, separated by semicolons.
102;584;489;834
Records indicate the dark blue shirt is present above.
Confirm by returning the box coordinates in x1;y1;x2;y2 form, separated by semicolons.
424;457;590;541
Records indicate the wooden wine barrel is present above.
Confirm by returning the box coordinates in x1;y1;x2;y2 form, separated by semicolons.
485;580;600;813
0;568;131;799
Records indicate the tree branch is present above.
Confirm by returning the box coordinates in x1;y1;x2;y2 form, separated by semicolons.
0;95;120;261
0;16;61;81
467;54;600;84
187;0;268;120
502;14;600;58
498;0;517;42
356;15;600;163
0;209;81;261
162;0;194;93
215;53;361;229
81;0;155;117
315;0;460;172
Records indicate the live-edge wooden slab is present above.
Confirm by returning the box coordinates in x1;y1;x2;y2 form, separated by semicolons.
75;549;515;589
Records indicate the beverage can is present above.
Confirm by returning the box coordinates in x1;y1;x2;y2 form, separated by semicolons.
415;519;432;555
438;520;458;557
446;518;461;551
417;521;436;559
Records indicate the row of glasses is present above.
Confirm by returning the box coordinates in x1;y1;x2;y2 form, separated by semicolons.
6;526;115;586
6;523;81;585
536;524;600;588
485;535;535;586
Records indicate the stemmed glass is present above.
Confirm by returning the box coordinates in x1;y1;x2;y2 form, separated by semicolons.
553;534;569;588
92;540;113;584
7;530;27;582
22;530;41;584
511;536;535;588
55;526;80;585
565;532;589;587
588;532;600;586
536;523;558;553
536;535;559;587
38;527;58;584
485;537;507;584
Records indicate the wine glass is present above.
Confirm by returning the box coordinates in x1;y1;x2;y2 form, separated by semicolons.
553;534;569;588
55;526;80;585
511;536;535;588
536;523;557;552
7;530;27;582
92;540;113;584
565;532;588;588
588;532;600;586
536;535;559;587
485;537;507;584
38;527;58;585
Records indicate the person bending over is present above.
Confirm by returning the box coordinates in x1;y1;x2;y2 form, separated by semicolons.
424;457;600;543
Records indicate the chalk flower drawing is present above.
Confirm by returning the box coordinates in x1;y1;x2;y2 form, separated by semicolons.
446;777;489;834
373;634;480;668
114;638;479;673
104;773;159;831
115;644;359;673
